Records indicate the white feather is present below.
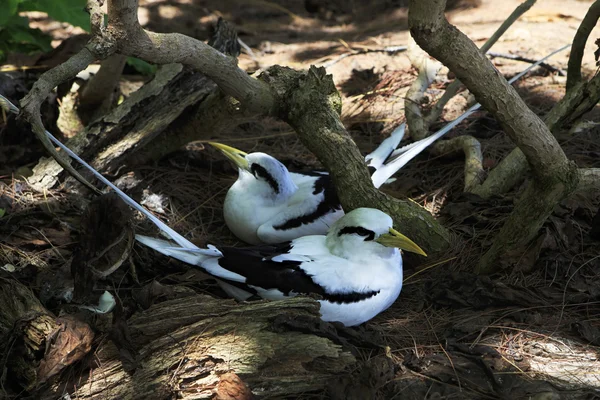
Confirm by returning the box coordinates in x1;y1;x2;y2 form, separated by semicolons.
371;44;571;188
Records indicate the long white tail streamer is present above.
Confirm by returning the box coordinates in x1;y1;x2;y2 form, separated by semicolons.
371;44;571;189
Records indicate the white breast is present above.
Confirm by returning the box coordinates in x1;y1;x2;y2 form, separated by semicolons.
223;182;283;244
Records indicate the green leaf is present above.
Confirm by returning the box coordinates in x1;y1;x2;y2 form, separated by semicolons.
19;0;90;30
0;0;22;25
0;15;51;61
126;57;157;76
0;209;5;218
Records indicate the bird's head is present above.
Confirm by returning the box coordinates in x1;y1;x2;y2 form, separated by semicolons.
326;208;427;259
209;142;297;200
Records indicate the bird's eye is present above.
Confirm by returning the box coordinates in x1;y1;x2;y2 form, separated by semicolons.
250;163;280;193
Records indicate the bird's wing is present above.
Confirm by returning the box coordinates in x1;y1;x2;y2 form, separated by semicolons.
213;237;379;303
257;174;343;243
364;123;406;172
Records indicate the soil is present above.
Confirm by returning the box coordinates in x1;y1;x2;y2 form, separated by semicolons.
1;0;600;399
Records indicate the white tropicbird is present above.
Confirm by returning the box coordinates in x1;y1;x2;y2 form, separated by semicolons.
210;44;570;244
136;207;426;326
208;122;406;245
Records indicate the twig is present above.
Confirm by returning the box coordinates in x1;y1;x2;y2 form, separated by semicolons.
320;45;407;69
488;51;566;75
567;0;600;89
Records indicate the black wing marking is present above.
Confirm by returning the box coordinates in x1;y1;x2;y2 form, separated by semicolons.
215;244;379;304
273;174;342;231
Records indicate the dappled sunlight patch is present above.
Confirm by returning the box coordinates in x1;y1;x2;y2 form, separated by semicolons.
480;330;600;390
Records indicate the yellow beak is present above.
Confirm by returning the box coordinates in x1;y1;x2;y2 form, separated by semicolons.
209;142;250;171
376;228;427;256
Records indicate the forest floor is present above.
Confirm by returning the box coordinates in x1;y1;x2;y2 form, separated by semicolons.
1;0;600;398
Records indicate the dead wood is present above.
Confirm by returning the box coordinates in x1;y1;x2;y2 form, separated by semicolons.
38;294;360;400
28;18;243;192
0;278;94;392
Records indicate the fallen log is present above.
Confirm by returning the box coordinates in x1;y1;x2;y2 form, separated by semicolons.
38;295;358;399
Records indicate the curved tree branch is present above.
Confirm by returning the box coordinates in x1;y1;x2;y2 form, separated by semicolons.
19;0;450;252
409;0;579;272
566;0;600;90
472;71;600;198
425;0;537;124
262;65;450;252
107;0;274;115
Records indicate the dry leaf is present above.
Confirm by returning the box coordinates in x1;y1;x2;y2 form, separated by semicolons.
36;315;94;386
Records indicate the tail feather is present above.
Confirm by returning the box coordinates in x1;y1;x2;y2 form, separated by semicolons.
135;234;221;265
371;44;570;189
42;130;198;250
365;123;405;172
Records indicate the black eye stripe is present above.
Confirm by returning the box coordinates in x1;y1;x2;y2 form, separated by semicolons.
338;226;375;241
250;164;280;194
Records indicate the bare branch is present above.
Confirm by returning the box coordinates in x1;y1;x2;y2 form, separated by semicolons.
567;0;600;90
410;0;571;179
473;72;600;198
20;45;115;193
106;0;274;114
265;65;451;253
405;37;442;141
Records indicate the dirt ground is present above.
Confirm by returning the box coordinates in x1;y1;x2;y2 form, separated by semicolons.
1;0;600;398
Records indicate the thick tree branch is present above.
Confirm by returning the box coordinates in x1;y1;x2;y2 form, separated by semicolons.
107;0;274;115
262;66;450;253
472;72;600;198
405;0;541;191
409;0;579;272
410;1;571;177
566;0;600;90
79;54;127;118
425;0;537;125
